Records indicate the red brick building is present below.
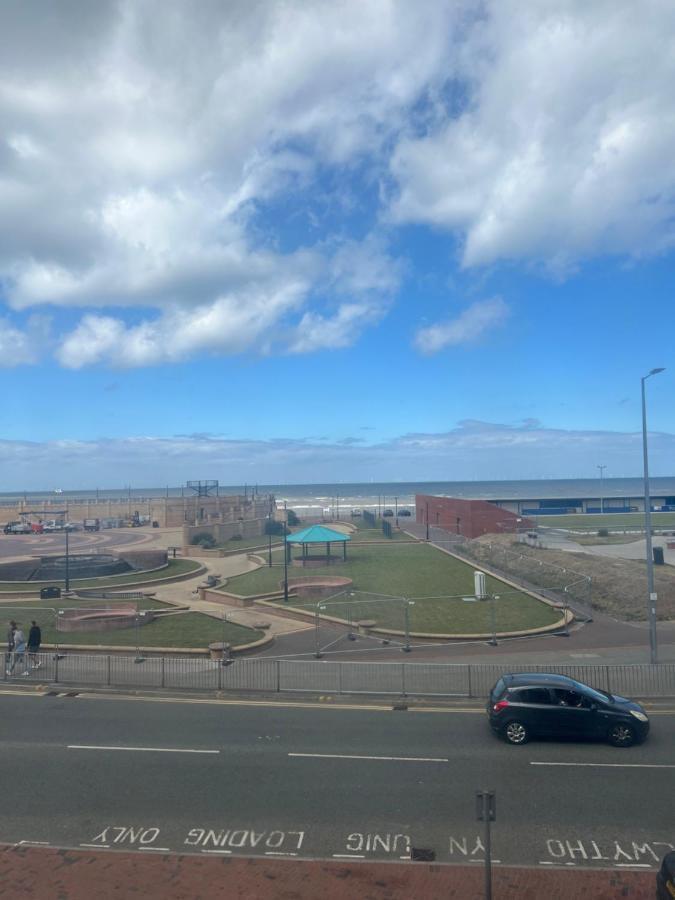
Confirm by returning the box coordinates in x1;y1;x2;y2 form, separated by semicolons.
415;494;531;539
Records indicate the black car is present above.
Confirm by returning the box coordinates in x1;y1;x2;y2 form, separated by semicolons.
656;850;675;899
398;509;412;516
487;673;650;747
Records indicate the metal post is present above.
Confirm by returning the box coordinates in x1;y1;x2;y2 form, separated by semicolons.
403;601;411;652
283;511;289;603
161;655;165;688
107;655;111;686
64;527;70;592
394;496;398;525
597;464;606;515
315;605;323;658
268;499;273;567
642;368;665;664
476;790;496;900
489;594;498;646
425;502;429;541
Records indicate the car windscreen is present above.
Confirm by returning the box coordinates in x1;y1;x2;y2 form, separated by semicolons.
569;679;612;703
490;677;506;700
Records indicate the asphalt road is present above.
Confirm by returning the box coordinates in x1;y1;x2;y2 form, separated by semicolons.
1;692;673;872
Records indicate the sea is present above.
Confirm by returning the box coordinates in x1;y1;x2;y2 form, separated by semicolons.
3;477;675;516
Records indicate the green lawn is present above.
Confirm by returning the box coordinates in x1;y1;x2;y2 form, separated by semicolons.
0;558;203;593
0;596;262;648
535;512;675;529
225;543;559;634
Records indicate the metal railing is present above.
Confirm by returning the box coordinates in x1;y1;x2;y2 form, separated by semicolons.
3;652;674;698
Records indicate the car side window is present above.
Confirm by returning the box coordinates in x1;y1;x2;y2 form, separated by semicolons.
517;688;553;705
554;689;587;708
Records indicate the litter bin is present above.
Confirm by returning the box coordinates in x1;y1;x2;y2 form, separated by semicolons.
653;546;665;565
152;520;159;528
40;586;61;599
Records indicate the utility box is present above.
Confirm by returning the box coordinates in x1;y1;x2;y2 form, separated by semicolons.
40;586;62;599
653;546;665;565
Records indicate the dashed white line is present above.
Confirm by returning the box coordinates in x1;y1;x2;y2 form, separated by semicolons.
80;843;109;849
18;841;49;846
265;851;298;857
332;853;365;859
201;849;232;855
539;861;554;865
68;745;219;754
289;752;448;763
531;762;675;769
138;847;171;852
469;859;502;864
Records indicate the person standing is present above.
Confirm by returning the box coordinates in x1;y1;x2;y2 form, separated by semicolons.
5;620;16;676
8;624;27;676
27;620;42;670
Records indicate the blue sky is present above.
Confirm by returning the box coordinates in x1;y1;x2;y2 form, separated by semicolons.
0;1;673;488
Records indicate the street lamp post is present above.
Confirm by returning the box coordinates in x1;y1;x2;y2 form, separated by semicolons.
597;464;606;515
642;367;665;665
425;502;429;541
64;527;70;592
283;503;289;603
394;496;398;525
268;497;273;567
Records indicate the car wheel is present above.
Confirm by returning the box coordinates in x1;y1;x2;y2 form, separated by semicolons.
503;720;529;745
607;722;636;747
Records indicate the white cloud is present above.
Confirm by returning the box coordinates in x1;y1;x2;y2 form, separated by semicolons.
1;420;673;487
414;297;509;354
0;315;50;366
390;1;675;270
0;1;457;366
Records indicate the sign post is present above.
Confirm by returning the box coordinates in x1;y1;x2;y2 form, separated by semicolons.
476;789;496;899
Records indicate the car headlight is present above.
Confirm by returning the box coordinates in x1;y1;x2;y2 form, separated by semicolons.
630;710;649;723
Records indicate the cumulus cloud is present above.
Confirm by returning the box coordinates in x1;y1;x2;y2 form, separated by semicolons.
0;0;458;366
389;1;675;270
0;315;50;366
414;296;509;354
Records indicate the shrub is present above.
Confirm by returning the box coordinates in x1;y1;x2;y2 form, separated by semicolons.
191;532;216;549
230;534;243;541
598;528;609;537
265;520;284;535
286;510;300;526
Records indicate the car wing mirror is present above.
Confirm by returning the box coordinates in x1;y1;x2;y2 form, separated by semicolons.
589;702;598;711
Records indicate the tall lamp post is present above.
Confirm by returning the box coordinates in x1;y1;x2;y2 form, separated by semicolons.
283;502;289;603
641;367;665;665
64;527;70;592
597;464;606;515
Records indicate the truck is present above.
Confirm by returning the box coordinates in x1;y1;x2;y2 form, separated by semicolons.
83;518;100;532
3;521;31;535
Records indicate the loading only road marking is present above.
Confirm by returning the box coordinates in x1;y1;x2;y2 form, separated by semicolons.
288;753;449;762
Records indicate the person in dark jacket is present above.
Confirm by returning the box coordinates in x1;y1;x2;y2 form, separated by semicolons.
27;620;42;670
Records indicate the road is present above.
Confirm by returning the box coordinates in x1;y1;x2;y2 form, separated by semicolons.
0;530;152;559
1;692;673;872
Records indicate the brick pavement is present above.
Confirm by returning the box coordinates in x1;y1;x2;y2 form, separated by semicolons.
0;846;656;899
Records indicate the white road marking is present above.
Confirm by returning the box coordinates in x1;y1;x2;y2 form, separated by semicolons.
201;849;232;855
289;752;448;763
80;843;109;849
531;762;675;769
616;863;653;868
68;745;219;754
18;841;49;846
470;859;502;864
265;851;298;857
138;847;170;852
333;854;366;859
539;861;554;865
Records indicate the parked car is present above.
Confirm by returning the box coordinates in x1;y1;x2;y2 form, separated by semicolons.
657;850;675;899
382;509;394;516
43;521;64;532
350;508;362;517
30;522;44;534
398;509;412;516
487;673;650;747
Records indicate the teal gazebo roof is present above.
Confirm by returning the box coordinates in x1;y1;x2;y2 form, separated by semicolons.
286;525;351;544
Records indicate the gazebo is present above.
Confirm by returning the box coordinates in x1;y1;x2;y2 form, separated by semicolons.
285;524;351;567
